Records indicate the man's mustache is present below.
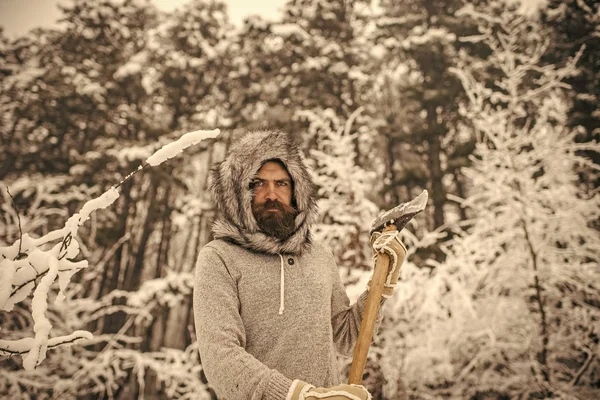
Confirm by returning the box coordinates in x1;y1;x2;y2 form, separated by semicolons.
254;199;297;214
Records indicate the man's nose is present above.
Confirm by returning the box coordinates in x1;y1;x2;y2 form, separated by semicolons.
265;183;278;201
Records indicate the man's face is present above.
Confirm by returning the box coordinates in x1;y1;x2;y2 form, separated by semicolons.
252;161;293;207
251;161;298;238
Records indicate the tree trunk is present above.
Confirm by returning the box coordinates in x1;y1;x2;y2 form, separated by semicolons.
453;172;468;221
427;132;446;228
124;181;159;292
155;182;173;278
96;179;133;335
178;216;198;273
385;134;400;206
97;179;133;300
522;219;550;383
163;295;193;349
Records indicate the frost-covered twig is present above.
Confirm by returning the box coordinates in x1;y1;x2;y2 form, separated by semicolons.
569;348;596;387
343;106;364;137
0;128;221;371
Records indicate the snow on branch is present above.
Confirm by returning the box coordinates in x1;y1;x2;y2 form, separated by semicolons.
145;128;220;166
271;23;311;41
455;4;504;26
0;331;93;357
0;128;221;370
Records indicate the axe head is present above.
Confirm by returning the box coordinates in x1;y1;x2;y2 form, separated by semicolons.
369;190;428;236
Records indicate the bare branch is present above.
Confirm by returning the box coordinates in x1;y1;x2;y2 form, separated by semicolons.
570;349;596;387
115;163;148;190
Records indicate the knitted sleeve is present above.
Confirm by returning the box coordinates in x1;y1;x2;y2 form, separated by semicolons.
329;254;386;358
193;246;293;400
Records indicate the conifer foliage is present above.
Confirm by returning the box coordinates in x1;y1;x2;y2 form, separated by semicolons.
377;3;600;398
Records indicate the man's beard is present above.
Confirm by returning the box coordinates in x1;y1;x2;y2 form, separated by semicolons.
252;199;299;240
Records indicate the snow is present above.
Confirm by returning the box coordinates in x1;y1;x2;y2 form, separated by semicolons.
369;44;387;59
303;56;329;71
263;36;285;53
2;282;34;313
56;268;78;305
401;28;456;48
127;272;193;308
77;82;105;96
145;129;221;166
0;331;93;356
22;255;59;370
5;67;46;89
65;187;120;235
329;61;349;74
68;164;88;175
382;37;399;48
376;15;423;27
0;259;16;310
141;69;157;94
114;145;153;165
271;23;311;40
113;52;147;79
348;67;369;83
200;41;217;59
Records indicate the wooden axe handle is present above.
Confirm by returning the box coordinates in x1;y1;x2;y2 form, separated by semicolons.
348;250;391;384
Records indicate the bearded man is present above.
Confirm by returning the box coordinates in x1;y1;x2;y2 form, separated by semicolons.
193;130;406;400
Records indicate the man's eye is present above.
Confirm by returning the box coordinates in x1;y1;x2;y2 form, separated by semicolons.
250;180;263;189
277;181;288;186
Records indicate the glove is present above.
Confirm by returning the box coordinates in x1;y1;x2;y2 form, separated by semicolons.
287;379;371;400
367;229;407;298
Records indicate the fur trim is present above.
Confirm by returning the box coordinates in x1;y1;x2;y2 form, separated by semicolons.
209;130;318;255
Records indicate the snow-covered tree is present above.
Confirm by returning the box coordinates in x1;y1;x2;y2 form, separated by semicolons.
298;107;379;271
152;0;234;131
377;3;600;398
368;0;483;229
542;0;600;189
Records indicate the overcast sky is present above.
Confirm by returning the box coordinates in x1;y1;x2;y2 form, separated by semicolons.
0;0;287;39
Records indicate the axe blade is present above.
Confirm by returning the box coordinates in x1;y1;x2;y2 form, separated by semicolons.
369;190;428;235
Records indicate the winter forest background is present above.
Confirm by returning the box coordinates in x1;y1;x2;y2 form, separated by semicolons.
1;0;599;399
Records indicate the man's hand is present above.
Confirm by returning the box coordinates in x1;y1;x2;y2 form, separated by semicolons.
367;229;407;298
287;380;371;400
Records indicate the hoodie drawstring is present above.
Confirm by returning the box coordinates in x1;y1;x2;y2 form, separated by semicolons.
278;254;285;315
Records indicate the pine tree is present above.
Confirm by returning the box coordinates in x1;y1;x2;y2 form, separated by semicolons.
369;0;481;229
299;107;379;271
378;3;600;398
541;0;600;188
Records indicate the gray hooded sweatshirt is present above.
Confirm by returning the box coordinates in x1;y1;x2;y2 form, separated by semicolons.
193;130;382;400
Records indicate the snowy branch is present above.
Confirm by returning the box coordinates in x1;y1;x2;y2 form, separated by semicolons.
0;331;93;357
0;128;221;371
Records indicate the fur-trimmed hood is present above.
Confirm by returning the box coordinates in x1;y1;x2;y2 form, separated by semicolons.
209;130;318;255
